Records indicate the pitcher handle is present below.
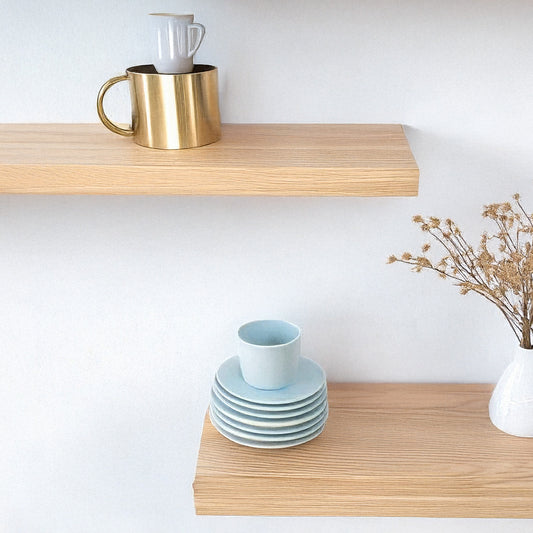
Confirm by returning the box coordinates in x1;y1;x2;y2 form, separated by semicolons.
96;74;134;137
187;23;205;58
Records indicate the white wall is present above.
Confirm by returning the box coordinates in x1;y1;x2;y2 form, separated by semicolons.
1;1;532;531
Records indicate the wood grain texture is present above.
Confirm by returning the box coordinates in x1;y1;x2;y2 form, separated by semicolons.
0;124;419;196
193;383;533;517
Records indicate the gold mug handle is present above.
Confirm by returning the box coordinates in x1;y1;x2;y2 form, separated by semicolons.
96;74;134;137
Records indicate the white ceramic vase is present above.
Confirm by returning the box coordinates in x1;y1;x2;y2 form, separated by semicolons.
489;345;533;437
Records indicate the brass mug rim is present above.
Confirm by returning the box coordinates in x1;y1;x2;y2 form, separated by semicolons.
126;64;217;76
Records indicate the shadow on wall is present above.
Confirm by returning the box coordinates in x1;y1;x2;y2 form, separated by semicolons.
404;125;532;205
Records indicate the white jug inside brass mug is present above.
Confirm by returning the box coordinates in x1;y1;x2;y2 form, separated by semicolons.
150;13;205;74
96;64;221;150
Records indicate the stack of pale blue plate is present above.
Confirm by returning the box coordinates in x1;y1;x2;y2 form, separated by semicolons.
209;356;328;448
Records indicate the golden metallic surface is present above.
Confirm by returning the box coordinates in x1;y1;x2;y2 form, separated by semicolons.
96;64;221;149
96;74;134;137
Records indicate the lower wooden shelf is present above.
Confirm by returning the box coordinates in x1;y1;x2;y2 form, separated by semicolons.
193;383;533;517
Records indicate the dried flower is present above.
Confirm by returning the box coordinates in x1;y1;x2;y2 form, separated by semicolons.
390;194;533;349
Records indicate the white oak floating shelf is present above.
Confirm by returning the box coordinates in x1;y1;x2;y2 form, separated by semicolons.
194;383;533;518
0;124;418;196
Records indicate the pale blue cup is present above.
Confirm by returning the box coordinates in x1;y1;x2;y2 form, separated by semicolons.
238;320;301;390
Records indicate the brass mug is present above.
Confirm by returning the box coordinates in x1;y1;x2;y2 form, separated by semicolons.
96;64;221;149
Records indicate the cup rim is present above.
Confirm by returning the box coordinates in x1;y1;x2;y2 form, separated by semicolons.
149;13;194;17
238;319;301;348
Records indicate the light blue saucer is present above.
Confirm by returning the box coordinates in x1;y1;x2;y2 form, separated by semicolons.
214;378;326;411
216;356;326;405
211;402;329;435
212;383;327;419
210;391;328;428
209;408;327;448
209;406;326;443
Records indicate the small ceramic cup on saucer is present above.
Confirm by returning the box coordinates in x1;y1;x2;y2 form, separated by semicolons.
238;320;301;390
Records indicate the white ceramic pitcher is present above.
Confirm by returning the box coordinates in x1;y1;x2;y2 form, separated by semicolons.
150;13;205;74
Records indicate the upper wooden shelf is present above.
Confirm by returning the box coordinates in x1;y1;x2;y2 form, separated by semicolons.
194;383;533;518
0;124;418;196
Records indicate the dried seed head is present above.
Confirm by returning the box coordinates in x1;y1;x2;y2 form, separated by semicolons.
429;217;441;228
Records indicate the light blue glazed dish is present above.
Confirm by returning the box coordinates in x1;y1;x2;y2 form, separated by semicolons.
209;406;326;443
216;355;326;404
211;383;327;419
211;402;329;435
210;391;328;428
209;408;327;449
210;353;328;447
213;377;326;411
